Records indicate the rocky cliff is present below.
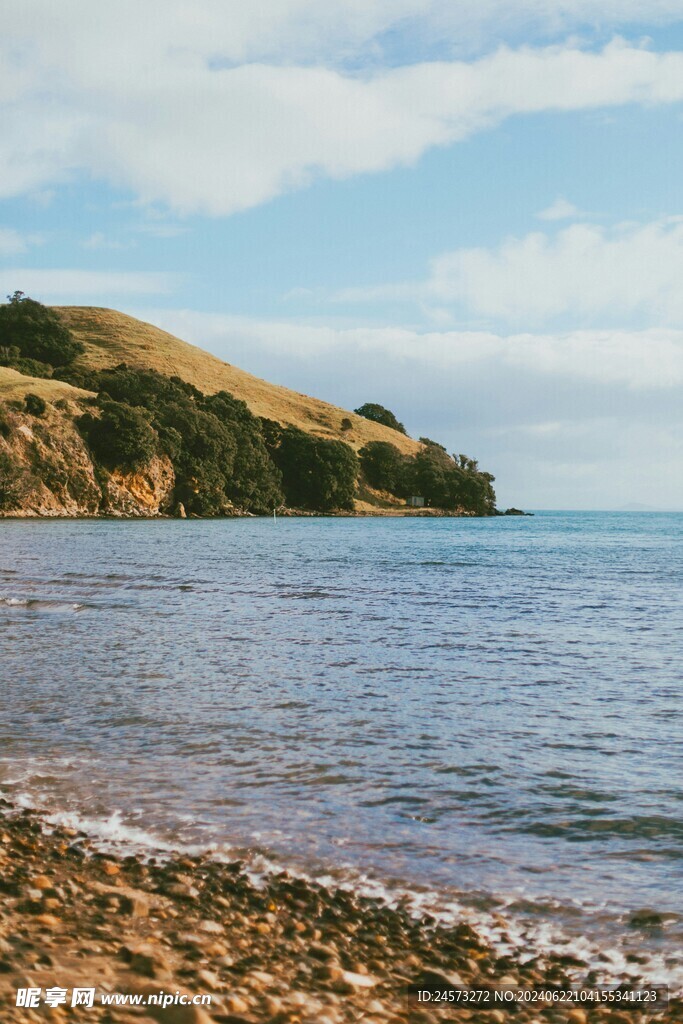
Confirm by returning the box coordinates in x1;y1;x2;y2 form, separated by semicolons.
0;378;174;517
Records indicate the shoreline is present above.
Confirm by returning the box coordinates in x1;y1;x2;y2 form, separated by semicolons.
0;507;524;521
0;802;678;1023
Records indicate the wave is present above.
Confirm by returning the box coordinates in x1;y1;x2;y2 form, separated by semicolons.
0;596;86;612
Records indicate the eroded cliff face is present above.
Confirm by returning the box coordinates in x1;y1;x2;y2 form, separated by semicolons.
0;400;175;517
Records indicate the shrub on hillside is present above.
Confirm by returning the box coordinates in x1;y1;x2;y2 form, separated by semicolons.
0;292;84;368
360;439;496;514
79;365;284;514
203;391;282;512
0;408;11;438
354;402;407;435
419;437;446;451
24;393;47;417
405;447;496;514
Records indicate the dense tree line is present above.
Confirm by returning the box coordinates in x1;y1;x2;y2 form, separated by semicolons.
66;364;363;514
359;439;496;515
261;420;358;511
73;365;284;514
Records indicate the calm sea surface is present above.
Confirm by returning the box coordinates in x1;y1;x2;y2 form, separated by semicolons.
1;513;682;968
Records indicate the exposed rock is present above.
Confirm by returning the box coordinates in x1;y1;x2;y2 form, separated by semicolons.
628;908;667;928
0;401;175;518
104;455;175;516
415;966;466;990
309;942;339;962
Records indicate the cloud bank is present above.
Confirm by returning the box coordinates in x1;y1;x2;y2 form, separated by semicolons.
338;217;683;329
3;3;683;214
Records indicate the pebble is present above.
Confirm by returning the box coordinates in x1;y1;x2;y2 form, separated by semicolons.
119;892;150;918
416;966;466;990
196;968;220;989
263;995;283;1015
309;942;339;961
148;1006;214;1024
248;969;275;989
34;913;60;929
198;919;224;934
129;949;172;980
225;993;250;1014
166;882;200;899
334;969;379;993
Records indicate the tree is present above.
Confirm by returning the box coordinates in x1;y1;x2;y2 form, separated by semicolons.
0;292;84;367
264;424;358;510
202;391;283;512
354;402;407;435
359;441;408;494
78;400;158;471
419;437;446;451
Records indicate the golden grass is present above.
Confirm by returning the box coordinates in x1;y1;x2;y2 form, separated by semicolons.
0;367;93;403
55;307;423;455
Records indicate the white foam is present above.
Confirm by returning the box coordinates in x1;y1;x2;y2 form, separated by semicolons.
0;596;85;611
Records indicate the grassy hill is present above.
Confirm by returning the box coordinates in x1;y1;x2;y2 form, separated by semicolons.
0;366;93;403
55;307;422;457
0;300;498;518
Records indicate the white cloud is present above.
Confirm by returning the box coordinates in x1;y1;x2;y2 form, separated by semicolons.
0;269;177;301
339;217;683;327
3;2;683;70
3;5;683;213
81;232;133;251
536;197;583;220
425;218;683;325
144;309;683;389
0;228;42;256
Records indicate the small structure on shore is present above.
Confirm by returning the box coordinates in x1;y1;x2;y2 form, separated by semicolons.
406;496;425;508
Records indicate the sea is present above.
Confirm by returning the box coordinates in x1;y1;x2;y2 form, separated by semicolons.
1;512;682;983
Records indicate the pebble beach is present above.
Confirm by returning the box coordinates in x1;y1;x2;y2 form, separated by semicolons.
0;802;680;1024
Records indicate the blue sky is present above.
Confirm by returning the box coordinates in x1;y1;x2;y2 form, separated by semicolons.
2;1;683;508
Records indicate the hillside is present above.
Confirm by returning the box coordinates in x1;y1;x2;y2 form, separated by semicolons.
56;307;423;457
0;298;497;518
0;366;93;403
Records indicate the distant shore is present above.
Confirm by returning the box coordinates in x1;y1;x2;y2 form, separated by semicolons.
0;801;677;1023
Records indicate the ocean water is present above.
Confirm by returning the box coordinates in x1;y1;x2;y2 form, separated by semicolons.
1;513;682;975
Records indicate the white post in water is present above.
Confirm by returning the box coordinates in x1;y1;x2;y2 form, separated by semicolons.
273;507;276;522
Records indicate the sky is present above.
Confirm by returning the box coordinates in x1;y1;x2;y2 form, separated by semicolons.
2;2;683;509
